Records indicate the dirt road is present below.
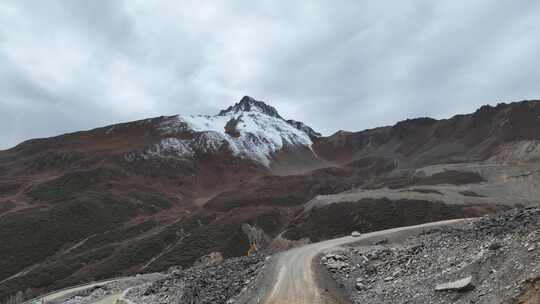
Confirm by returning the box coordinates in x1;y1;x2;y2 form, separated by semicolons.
21;278;127;304
239;219;471;304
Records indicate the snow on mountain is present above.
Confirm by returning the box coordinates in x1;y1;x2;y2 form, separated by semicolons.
286;119;322;138
154;96;317;166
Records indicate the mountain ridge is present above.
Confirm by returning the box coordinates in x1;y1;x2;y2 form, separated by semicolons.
1;98;540;302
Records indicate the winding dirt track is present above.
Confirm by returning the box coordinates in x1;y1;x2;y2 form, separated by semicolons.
240;219;471;304
21;278;127;304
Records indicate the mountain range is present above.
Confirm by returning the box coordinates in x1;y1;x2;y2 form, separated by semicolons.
1;96;540;301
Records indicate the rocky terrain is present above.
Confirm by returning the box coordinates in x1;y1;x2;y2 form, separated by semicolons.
322;207;540;304
44;255;266;304
2;97;540;303
124;254;265;304
46;274;164;304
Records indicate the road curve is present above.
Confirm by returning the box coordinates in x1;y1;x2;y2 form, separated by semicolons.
240;218;471;304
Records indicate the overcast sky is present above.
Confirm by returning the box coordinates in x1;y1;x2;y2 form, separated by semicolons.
2;1;540;149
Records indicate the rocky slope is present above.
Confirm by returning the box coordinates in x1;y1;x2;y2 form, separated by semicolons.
1;98;540;302
322;207;540;304
124;254;265;304
43;255;266;304
313;100;540;166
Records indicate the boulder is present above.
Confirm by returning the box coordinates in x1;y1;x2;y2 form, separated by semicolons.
193;252;224;268
488;242;503;250
373;238;388;245
325;260;348;271
356;282;366;290
435;276;474;292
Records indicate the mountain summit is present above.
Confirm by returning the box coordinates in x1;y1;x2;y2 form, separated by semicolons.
217;96;321;138
218;96;283;119
153;96;319;166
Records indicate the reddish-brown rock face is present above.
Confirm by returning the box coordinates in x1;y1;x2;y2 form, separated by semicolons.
312;100;540;167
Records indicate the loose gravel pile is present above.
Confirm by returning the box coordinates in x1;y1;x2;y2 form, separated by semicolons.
52;274;165;304
125;254;265;304
322;208;540;304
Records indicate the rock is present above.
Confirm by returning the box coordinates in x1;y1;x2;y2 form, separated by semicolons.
326;261;348;271
373;238;388;245
124;255;265;304
488;242;503;250
241;224;269;252
356;282;366;290
193;252;224;268
365;264;377;274
435;276;474;292
351;231;362;237
330;208;540;304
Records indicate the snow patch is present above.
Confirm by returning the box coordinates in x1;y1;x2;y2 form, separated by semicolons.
146;138;195;158
157;106;313;166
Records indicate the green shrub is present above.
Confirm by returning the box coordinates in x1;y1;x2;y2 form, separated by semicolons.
27;168;122;202
0;191;136;282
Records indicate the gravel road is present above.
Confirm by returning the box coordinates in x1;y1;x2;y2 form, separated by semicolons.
240;219;470;304
37;279;126;303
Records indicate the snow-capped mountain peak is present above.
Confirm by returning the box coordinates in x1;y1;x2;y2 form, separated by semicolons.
218;96;283;119
155;96;318;166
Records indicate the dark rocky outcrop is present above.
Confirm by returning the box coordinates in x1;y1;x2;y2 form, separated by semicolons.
218;96;283;119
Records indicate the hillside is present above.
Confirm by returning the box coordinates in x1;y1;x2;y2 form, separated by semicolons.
324;208;540;304
1;97;540;302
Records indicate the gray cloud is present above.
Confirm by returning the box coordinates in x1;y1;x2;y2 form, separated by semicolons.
2;0;540;149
